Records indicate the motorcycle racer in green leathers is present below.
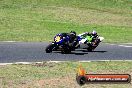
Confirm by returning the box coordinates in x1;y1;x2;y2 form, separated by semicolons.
78;30;104;51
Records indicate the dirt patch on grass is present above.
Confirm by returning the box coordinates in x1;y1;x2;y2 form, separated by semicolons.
36;76;80;88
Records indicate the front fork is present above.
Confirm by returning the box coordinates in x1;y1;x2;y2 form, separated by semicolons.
51;42;59;51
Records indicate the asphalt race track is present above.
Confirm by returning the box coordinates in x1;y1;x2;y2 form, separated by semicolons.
0;42;132;63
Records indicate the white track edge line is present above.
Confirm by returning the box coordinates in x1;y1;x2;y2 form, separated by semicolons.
0;60;132;65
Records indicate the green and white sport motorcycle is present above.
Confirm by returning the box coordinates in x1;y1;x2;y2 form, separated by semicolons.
77;33;104;51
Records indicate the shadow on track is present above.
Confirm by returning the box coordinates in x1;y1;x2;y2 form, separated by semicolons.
50;49;107;55
76;49;107;53
91;51;107;53
53;51;88;55
70;52;88;55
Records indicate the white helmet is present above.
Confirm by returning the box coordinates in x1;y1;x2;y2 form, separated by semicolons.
92;30;97;35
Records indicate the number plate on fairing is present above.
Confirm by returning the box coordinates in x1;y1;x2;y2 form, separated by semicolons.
55;36;61;42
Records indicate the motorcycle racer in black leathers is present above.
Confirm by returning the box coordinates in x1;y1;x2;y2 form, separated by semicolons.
58;31;79;50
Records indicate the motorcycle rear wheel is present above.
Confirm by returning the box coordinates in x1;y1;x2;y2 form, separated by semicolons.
87;47;93;52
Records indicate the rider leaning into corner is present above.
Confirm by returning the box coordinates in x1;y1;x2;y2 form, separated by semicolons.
78;30;99;46
65;30;99;50
78;30;98;39
59;30;101;50
58;31;78;50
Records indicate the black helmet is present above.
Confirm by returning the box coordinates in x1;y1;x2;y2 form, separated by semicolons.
70;31;76;36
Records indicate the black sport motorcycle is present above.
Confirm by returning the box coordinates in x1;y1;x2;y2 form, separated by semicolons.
45;33;72;54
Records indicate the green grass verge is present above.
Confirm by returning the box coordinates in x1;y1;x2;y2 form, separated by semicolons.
0;0;132;42
0;61;132;88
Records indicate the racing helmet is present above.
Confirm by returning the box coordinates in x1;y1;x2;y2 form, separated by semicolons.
70;31;76;36
91;30;97;36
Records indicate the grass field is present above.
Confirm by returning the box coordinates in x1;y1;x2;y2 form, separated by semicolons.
0;0;132;42
0;61;132;88
0;1;132;88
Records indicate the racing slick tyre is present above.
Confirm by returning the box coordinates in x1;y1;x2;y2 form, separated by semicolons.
45;43;54;53
87;47;93;52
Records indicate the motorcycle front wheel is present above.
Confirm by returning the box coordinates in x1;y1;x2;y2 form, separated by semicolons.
45;43;55;53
